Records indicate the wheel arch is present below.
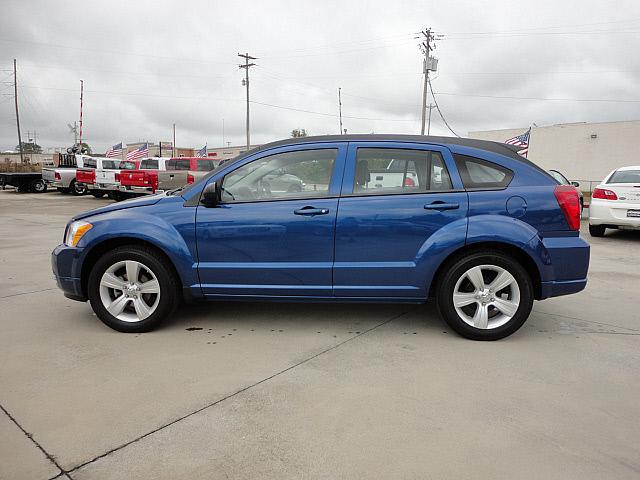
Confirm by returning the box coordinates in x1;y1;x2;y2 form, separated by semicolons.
428;241;543;300
80;237;183;300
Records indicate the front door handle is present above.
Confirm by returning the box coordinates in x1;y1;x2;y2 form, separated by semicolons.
294;206;330;216
424;201;459;211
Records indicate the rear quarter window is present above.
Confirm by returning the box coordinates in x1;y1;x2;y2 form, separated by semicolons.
607;170;640;184
453;154;513;189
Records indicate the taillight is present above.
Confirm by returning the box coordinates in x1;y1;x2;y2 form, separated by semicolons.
187;173;195;184
54;172;61;180
554;185;581;231
592;187;618;200
114;173;120;182
150;172;158;192
403;177;415;187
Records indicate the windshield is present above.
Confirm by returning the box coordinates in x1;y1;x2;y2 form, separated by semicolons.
608;170;640;184
548;170;569;185
196;160;216;171
83;158;97;169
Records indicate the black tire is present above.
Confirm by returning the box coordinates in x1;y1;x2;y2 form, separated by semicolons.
91;191;105;198
589;224;606;237
287;183;302;193
71;180;87;196
87;246;180;333
30;178;47;193
436;250;534;341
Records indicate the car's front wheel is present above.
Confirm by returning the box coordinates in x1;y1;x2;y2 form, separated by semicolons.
88;246;179;332
436;251;534;340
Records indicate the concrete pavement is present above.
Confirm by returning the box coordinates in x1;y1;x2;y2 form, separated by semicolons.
1;189;639;479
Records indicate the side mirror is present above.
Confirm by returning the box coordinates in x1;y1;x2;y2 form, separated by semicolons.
571;181;580;187
201;181;221;207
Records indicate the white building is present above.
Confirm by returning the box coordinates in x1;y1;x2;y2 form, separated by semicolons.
469;120;640;183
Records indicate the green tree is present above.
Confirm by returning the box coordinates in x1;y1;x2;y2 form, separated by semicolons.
291;128;308;138
15;142;42;154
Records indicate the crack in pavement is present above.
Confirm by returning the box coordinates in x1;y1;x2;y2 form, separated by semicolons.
0;287;57;300
0;403;73;480
65;310;411;475
532;309;640;332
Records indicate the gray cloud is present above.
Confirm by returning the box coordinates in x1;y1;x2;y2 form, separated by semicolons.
1;0;640;153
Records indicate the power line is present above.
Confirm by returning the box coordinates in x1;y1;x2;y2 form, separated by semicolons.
428;78;460;137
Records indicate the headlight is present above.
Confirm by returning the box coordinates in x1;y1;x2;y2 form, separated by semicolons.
64;221;93;247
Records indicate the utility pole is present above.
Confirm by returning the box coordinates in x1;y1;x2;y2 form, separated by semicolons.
13;59;24;163
338;88;344;135
427;103;436;135
79;80;84;150
238;53;256;150
417;28;439;135
222;118;225;147
172;123;176;157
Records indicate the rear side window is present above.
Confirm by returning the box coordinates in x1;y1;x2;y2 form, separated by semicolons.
454;154;513;189
140;159;158;169
167;159;191;170
102;160;119;170
83;158;97;168
196;160;215;171
353;148;453;194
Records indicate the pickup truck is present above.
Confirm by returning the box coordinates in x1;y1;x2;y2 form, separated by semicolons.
118;157;171;196
0;172;47;193
156;157;217;191
42;154;88;195
77;158;139;199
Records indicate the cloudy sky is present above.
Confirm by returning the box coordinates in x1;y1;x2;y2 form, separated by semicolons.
1;0;640;153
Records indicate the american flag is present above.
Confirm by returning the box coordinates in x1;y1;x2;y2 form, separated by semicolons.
504;128;531;157
126;143;149;161
196;144;207;157
105;142;123;158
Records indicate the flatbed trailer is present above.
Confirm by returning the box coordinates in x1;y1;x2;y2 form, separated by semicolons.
0;172;47;193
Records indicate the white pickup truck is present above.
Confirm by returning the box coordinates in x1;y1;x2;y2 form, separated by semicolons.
42;154;89;195
76;158;139;199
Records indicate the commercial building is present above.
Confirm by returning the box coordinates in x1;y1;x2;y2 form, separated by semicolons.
469;120;640;185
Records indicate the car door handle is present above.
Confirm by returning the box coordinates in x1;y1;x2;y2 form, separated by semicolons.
294;206;330;216
424;202;459;211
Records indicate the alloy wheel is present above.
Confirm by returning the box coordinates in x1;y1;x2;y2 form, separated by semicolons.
99;260;161;322
452;264;520;330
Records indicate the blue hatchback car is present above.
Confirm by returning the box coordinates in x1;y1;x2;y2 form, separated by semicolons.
52;135;589;340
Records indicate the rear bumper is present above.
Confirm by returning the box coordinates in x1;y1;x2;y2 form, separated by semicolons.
51;244;86;302
88;183;119;191
118;185;155;194
590;199;640;228
537;234;590;300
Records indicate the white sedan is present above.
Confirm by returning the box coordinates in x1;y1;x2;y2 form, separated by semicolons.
589;165;640;237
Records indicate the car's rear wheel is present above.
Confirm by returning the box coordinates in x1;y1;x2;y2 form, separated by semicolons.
436;251;534;340
71;180;87;196
88;246;179;332
589;224;606;237
30;178;47;193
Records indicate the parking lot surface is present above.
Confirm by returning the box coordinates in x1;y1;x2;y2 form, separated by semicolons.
1;189;639;479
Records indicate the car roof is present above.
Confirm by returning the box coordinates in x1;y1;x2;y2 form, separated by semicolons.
616;165;640;171
241;134;541;169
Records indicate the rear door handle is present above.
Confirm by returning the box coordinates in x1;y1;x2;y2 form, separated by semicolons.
424;202;459;211
294;206;330;216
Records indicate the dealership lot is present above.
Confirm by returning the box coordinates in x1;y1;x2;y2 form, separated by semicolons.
1;190;639;479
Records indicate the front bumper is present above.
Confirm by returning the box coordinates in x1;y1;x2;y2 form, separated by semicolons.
51;244;86;302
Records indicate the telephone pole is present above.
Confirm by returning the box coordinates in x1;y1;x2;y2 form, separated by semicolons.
427;103;436;135
79;80;84;149
338;88;344;134
13;59;24;163
238;53;257;150
172;123;176;157
417;28;440;135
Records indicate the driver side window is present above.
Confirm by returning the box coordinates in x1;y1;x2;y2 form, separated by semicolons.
221;149;337;202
